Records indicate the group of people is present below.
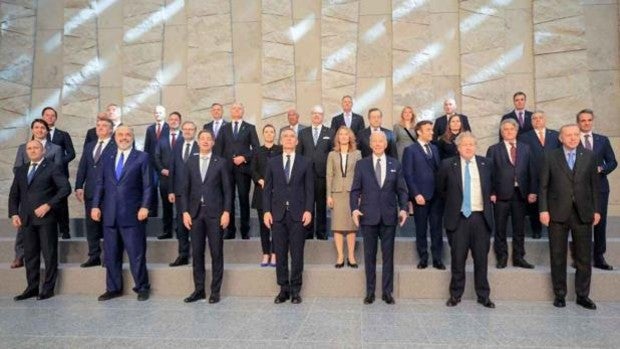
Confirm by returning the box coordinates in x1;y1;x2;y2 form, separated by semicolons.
8;92;616;310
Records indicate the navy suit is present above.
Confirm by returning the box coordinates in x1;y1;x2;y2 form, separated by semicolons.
357;127;398;159
432;114;471;141
330;112;365;136
179;154;232;295
153;132;184;235
144;122;169;216
437;156;493;301
92;149;152;294
75;139;116;259
402;142;443;264
500;110;533;141
486;141;536;263
263;153;314;295
168;140;198;258
203;120;228;156
350;155;408;296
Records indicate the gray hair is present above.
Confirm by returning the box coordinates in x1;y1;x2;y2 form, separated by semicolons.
311;105;324;114
454;131;476;146
500;118;519;132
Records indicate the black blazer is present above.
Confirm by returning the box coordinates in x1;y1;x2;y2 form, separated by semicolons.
49;128;76;177
539;147;600;224
219;120;260;174
75;139;117;205
500;110;533;140
437;155;493;231
203;120;228;156
432;114;471;141
9;159;71;226
486;141;536;200
144;122;169;158
296;125;334;177
357;127;398;159
168;140;199;195
330;113;365;136
179;154;232;219
263;154;314;221
521;128;561;192
251;144;282;209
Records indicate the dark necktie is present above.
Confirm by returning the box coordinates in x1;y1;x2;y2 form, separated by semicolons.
584;134;592;150
510;142;517;166
284;155;291;183
156;123;161;140
518;111;524;127
424;144;432;159
94;141;103;163
183;143;191;162
375;157;382;187
170;132;176;149
27;163;38;184
233;121;239;138
313;127;319;146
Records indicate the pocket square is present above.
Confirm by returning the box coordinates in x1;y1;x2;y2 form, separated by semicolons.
322;136;330;139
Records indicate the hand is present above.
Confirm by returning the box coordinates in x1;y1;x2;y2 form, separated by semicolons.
75;189;84;203
220;211;230;229
183;212;192;230
527;193;537;204
137;208;149;221
11;215;21;228
352;209;363;227
233;156;245;166
327;197;334;209
302;211;312;227
597;166;603;173
161;169;169;176
263;212;273;229
593;213;601;226
414;195;425;206
168;193;175;203
398;210;408;227
91;208;102;222
258;179;265;189
540;211;550;227
34;203;51;218
490;195;497;204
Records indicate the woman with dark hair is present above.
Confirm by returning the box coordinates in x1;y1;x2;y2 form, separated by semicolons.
435;114;463;160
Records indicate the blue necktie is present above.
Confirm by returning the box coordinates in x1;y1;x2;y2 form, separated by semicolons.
233;121;239;139
27;163;38;184
461;160;472;218
284;155;291;183
567;151;575;170
115;152;124;180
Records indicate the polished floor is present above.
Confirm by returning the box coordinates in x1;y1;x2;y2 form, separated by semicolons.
1;295;619;348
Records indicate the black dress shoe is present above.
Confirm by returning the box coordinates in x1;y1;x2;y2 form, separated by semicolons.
137;291;150;301
496;258;507;269
594;261;613;270
241;235;250;240
169;256;189;267
37;292;54;300
513;259;535;269
61;231;71;240
291;294;302;304
446;296;461;307
363;293;375;304
553;296;566;308
433;261;446;270
274;292;290;304
477;298;495;308
80;258;101;268
417;260;428;269
532;232;542;239
316;235;328;241
184;291;206;303
14;291;38;301
98;291;122;301
382;294;395;304
209;294;220;304
576;296;596;310
157;233;173;240
346;259;358;268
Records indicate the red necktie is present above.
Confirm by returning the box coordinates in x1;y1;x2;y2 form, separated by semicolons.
156;123;161;140
510;142;517;166
171;132;176;149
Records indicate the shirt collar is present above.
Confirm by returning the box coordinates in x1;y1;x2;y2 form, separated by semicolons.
199;152;212;159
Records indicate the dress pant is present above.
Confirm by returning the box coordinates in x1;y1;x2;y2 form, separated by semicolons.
23;223;58;295
158;177;173;235
593;190;609;264
148;171;159;217
14;228;24;259
493;187;527;261
306;177;327;239
272;211;306;294
257;209;272;254
448;212;491;300
56;197;70;234
191;206;224;295
413;197;443;263
103;224;150;293
362;221;396;295
549;206;592;298
526;202;542;237
228;168;251;238
84;202;102;259
175;195;190;258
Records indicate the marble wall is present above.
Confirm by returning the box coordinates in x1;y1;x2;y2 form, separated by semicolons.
1;0;619;217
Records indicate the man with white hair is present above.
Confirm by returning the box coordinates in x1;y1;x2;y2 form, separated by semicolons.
432;98;472;141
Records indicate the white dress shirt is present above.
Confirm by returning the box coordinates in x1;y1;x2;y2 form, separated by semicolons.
580;132;594;150
93;137;112;158
461;157;483;212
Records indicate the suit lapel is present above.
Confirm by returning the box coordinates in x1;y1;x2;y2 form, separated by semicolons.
203;156;218;183
28;159;47;187
117;150;137;182
477;156;489;195
452;158;463;194
557;149;574;180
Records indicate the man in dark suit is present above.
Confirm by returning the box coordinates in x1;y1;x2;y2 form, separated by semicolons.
219;102;260;239
9;140;71;301
432;98;472;141
437;132;495;308
202;102;227;156
84;104;122;146
351;131;408;305
167;120;199;267
539;124;600;310
180;129;232;304
153;112;184;240
486;119;536;269
577;109;617;270
402;120;444;270
91;125;152;301
499;91;533;141
264;128;314;304
357;108;398;158
75;118;116;267
279;108;307;140
143;105;168;216
42;107;75;240
297;105;334;239
330;95;365;136
520;111;561;239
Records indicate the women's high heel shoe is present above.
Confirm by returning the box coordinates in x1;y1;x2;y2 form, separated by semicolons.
347;258;358;268
335;259;345;269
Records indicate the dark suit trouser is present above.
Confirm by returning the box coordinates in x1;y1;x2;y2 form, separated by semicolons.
84;202;102;259
257;209;272;254
306;177;327;239
23;223;58;295
549;207;592;298
159;178;173;234
191;206;223;295
14;228;24;259
175;195;190;258
413;197;443;263
362;221;395;295
448;213;491;300
103;224;150;293
527;202;542;236
593;191;609;263
493;188;527;261
56;196;70;234
272;211;306;294
229;168;251;238
148;171;159;216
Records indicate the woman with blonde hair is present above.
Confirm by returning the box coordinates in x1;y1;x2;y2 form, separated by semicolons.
393;106;417;161
326;126;362;268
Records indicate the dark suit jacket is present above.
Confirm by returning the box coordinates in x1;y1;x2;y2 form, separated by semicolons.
14;141;63;173
437;156;493;231
144;122;169;159
521;128;560;192
263;154;314;221
500;110;533;140
432;114;471;141
349;156;408;226
296;125;334;177
203;120;228;156
330;113;365;136
178;154;232;219
85;127;97;147
580;133;617;193
357;127;398;159
539;147;600;224
92;149;152;227
9;159;71;226
75;139;117;207
251;144;282;209
402;142;440;201
168;140;199;195
486;141;536;200
219;120;260;174
49;128;76;176
153;132;184;175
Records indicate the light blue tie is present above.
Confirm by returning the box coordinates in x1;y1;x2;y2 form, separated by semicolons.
567;151;575;170
115;152;124;180
461;160;472;218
